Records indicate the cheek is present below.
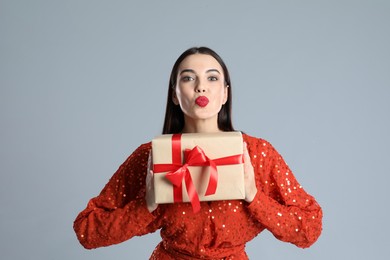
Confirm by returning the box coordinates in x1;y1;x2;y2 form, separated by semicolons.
176;88;193;105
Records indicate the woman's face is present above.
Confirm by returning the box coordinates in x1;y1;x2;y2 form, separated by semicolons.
173;54;228;124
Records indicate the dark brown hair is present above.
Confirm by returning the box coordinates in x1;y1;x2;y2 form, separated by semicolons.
162;47;234;134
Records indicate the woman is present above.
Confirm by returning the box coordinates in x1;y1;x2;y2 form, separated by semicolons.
74;47;323;259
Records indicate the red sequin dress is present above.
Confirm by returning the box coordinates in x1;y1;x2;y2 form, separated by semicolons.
74;133;322;259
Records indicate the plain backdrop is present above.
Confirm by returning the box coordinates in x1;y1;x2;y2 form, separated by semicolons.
1;0;389;259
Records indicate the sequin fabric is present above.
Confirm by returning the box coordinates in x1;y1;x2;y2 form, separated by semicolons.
74;133;322;259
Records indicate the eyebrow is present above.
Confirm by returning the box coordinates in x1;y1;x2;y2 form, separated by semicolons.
179;69;221;75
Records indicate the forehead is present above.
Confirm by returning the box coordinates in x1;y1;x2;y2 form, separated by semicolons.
178;54;223;72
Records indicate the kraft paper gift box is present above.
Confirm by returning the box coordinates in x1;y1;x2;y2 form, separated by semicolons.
152;132;245;212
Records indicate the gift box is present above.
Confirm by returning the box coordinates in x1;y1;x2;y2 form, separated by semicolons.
152;132;245;212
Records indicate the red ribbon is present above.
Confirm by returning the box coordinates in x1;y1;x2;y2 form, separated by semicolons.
153;134;244;213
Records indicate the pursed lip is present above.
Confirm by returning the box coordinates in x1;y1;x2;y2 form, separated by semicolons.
195;96;209;107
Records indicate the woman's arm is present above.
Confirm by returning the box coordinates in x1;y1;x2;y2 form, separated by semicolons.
73;143;162;249
245;136;323;248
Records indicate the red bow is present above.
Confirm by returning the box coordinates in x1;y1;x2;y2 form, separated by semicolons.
164;146;218;213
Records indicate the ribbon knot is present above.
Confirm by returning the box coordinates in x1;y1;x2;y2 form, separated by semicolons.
164;146;217;213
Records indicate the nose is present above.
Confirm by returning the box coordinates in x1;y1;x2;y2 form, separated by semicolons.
195;79;206;93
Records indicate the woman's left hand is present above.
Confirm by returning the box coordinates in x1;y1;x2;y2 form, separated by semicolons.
145;151;158;213
243;142;258;203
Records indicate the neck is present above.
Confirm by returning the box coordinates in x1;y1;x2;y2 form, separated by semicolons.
182;116;221;133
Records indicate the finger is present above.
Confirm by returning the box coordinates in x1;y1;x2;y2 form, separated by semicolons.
243;142;250;161
147;150;152;168
146;170;153;184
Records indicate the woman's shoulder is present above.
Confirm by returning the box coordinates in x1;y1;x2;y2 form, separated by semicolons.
123;141;152;163
128;141;152;154
138;141;152;151
241;132;281;157
241;132;272;147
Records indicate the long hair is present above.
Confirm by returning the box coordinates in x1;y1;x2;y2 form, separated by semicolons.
162;47;234;134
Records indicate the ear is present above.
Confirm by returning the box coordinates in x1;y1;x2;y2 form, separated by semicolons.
222;85;229;104
172;91;179;105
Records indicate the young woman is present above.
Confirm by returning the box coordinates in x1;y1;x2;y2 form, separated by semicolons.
74;47;323;259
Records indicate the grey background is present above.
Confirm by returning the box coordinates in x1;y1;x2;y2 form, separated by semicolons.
1;0;389;259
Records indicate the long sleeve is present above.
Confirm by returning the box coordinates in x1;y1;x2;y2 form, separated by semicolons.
244;135;322;248
73;143;162;249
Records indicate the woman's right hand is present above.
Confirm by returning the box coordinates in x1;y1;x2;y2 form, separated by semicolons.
145;151;158;213
243;142;258;203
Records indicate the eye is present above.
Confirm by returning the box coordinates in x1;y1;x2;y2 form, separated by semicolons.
181;76;194;82
208;76;218;81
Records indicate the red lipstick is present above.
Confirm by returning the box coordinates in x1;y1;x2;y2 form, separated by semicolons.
195;96;209;107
